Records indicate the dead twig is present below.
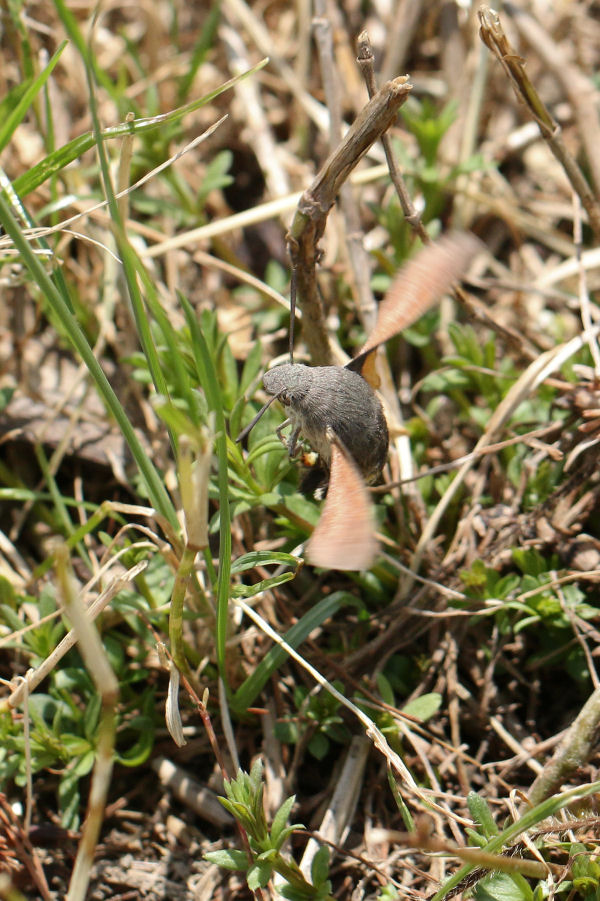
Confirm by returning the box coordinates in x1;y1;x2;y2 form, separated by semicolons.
357;31;428;243
505;1;600;198
525;685;600;808
287;77;413;364
0;795;52;901
478;7;600;243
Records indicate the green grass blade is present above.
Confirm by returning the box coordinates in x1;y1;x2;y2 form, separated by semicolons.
177;0;222;102
53;0;118;97
0;189;178;531
0;164;76;314
13;61;269;198
79;38;177;458
180;296;232;677
231;592;357;712
0;40;67;155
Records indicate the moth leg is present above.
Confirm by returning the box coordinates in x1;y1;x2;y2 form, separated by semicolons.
274;418;299;457
287;426;302;457
275;419;303;459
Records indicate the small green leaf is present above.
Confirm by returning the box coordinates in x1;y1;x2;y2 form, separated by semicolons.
0;387;15;412
240;339;265;394
402;692;442;722
197;149;233;208
376;673;395;706
73;749;96;777
218;798;254;833
113;717;155;767
474;872;533;901
420;369;471;392
60;735;94;758
274;721;299;744
311;845;330;887
58;764;83;830
273;825;304;852
271;795;296;844
83;693;102;739
465;828;488;848
232;572;296;597
204;849;249;871
467;791;499;839
308;732;330;760
247;860;273;890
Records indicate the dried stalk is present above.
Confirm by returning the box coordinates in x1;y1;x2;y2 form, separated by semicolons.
299;735;370;879
525;685;600;808
56;545;119;901
313;13;381;340
287;77;413;364
357;31;428;243
505;1;600;198
478;7;600;243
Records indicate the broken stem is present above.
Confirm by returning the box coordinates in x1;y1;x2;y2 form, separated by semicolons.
478;6;600;243
287;77;413;364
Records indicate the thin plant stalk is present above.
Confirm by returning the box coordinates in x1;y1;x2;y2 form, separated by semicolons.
55;544;119;901
478;6;600;242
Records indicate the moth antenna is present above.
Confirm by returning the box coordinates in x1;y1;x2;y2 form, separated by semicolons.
236;393;280;443
289;267;297;363
305;428;378;571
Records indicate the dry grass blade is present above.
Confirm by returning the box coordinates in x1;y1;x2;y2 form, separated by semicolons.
299;734;370;878
55;546;119;901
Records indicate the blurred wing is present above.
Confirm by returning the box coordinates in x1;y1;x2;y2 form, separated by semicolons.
306;431;378;571
349;232;481;383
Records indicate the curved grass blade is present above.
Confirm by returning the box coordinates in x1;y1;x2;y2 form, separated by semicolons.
180;296;232;678
433;779;600;901
0;41;67;155
13;61;268;198
0;190;178;531
231;592;358;713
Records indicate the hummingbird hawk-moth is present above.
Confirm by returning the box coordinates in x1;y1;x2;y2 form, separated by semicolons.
238;233;481;571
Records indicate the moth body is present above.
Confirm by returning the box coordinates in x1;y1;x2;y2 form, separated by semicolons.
263;363;388;484
239;232;482;570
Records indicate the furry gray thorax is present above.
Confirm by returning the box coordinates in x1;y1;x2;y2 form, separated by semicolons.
263;363;388;483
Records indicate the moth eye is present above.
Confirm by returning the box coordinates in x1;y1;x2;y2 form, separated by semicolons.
279;391;290;406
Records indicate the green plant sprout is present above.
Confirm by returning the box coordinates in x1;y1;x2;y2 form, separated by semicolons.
206;759;333;900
